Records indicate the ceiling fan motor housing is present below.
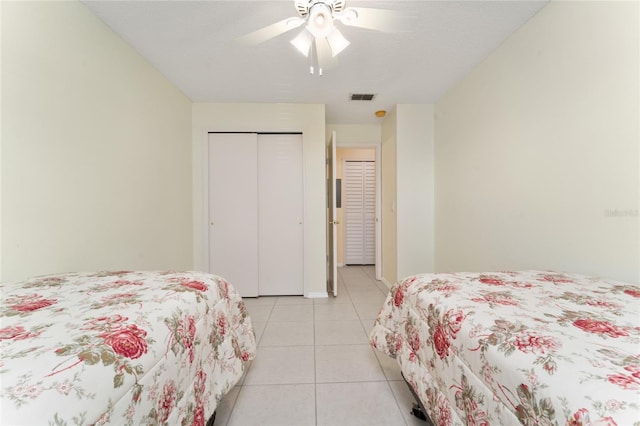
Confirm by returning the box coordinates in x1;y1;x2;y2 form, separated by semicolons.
294;0;346;18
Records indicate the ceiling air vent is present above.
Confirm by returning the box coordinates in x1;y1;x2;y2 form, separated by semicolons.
350;93;376;101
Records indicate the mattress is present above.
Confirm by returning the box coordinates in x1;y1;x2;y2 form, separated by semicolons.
370;270;640;425
0;270;256;425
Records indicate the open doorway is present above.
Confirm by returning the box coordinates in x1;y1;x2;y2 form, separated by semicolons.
334;147;381;279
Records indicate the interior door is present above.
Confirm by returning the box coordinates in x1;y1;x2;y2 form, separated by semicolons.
258;134;304;295
327;131;338;296
345;161;376;265
208;133;259;297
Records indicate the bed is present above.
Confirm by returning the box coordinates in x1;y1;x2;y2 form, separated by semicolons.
369;270;640;425
0;270;256;425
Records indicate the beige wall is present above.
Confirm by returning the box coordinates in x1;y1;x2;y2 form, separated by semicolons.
1;1;193;282
380;105;436;285
6;0;633;290
381;109;398;284
396;105;435;280
326;124;381;145
435;1;639;284
192;103;327;297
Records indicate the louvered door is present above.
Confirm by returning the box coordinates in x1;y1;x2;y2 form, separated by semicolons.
344;161;376;265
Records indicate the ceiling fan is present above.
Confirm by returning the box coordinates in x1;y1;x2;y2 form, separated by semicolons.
238;0;400;75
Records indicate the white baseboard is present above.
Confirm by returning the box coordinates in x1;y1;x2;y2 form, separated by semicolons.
381;278;393;289
305;291;328;299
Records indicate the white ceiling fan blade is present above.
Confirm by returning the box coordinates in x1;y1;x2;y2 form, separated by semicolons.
334;7;404;32
237;17;305;46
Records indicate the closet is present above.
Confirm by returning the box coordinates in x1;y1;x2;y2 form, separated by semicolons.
208;133;303;297
344;160;376;265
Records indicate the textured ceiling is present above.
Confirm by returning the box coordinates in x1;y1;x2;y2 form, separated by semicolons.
82;0;549;124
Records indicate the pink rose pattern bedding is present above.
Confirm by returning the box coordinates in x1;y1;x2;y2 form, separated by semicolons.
370;271;640;426
0;271;256;425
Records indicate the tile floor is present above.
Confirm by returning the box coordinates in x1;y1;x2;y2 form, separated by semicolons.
214;265;426;426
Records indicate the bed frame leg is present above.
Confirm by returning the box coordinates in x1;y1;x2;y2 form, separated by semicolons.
411;404;429;421
402;374;433;424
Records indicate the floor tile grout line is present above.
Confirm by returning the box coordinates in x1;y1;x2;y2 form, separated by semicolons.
316;379;398;385
384;380;412;426
222;298;278;425
349;267;408;425
351;272;389;393
227;266;406;426
228;296;277;424
223;380;241;425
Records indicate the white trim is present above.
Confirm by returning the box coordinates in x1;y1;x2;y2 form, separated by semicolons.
204;131;307;296
375;146;382;281
305;291;329;299
381;277;394;289
202;130;211;273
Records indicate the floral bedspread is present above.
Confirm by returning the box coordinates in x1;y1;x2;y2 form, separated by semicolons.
370;270;640;426
0;271;256;425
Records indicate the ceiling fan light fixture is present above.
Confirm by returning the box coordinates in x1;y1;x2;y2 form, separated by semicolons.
326;27;350;57
291;28;314;57
307;2;334;38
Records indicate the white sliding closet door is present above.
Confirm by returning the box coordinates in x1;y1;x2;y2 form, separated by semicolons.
345;161;376;265
258;134;304;295
208;133;304;297
208;133;259;297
